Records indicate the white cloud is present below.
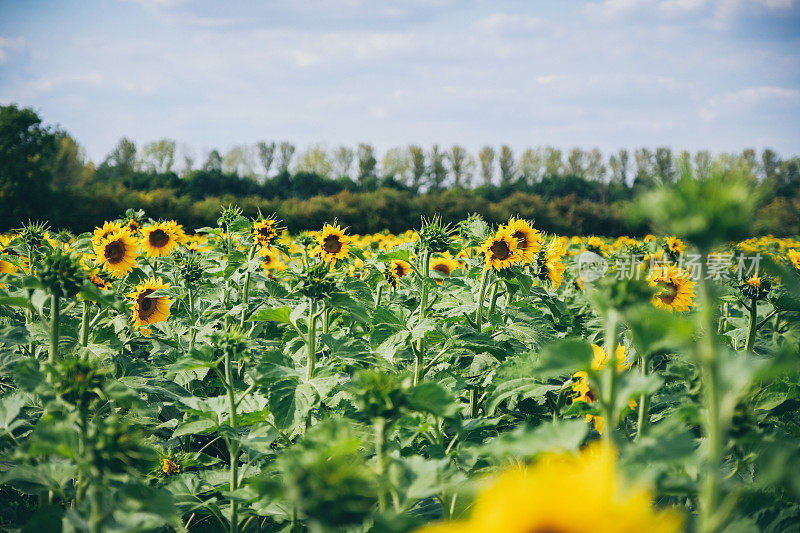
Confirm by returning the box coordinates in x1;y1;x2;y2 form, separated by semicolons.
701;86;800;120
0;36;26;63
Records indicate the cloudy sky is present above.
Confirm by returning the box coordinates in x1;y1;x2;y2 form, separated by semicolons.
1;0;799;163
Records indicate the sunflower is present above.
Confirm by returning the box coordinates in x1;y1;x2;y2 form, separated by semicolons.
260;247;287;272
385;259;412;287
252;218;278;247
416;442;682;533
482;227;523;270
787;249;800;271
160;457;181;477
91;221;124;255
124;218;141;234
648;264;695;312
430;256;461;285
585;236;611;256
539;236;568;289
663;236;685;256
504;218;543;263
127;277;171;332
87;267;113;291
571;343;633;435
164;220;189;244
141;223;179;257
98;230;139;278
315;224;351;263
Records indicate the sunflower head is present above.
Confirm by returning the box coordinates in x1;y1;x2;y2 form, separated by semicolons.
315;224;351;263
383;259;412;288
99;230;139;277
260;247;287;273
160;457;181;477
252;217;280;247
141;223;179;258
535;236;568;288
17;220;50;250
126;277;172;332
788;249;800;271
741;274;771;300
37;248;86;298
504;218;543;263
218;204;243;228
417;216;453;254
50;355;107;407
429;256;461;284
648;265;695;312
92;221;124;254
481;227;523;270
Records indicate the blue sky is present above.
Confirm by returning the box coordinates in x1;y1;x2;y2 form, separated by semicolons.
1;0;799;163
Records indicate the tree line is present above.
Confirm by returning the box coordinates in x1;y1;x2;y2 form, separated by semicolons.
1;103;799;235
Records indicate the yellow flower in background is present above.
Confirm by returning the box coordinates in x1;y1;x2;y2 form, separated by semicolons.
504;217;543;264
260;247;287;272
127;277;171;332
788;249;800;271
390;259;412;280
98;230;139;277
482;227;523;270
315;223;351;263
648;264;695;312
644;234;657;243
416;443;681;533
141;223;179;257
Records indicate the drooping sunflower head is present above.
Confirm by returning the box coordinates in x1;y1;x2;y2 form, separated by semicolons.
316;223;351;263
252;217;279;247
260;247;287;272
126;277;171;332
504;218;543;263
141;223;179;258
430;256;461;285
99;230;139;278
481;227;523;270
536;236;568;289
648;265;695;312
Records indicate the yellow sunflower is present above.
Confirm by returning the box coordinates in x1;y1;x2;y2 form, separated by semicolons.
124;218;141;234
315;223;351;263
252;218;278;247
127;277;171;332
787;249;800;271
390;259;412;279
416;442;682;533
648;264;695;312
482;227;523;270
0;236;19;275
504;218;543;263
430;256;461;285
141;223;179;258
260;247;287;272
663;236;685;255
98;230;139;278
164;220;189;244
87;267;113;291
91;221;123;255
541;236;568;289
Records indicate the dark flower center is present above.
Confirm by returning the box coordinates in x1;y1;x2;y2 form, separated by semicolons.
149;229;170;248
137;289;158;320
658;282;679;305
432;263;451;276
323;235;342;254
514;231;528;250
490;239;511;261
105;240;125;263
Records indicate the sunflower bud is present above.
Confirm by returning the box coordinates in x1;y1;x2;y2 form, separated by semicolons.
38;248;86;298
50;355;106;406
177;254;204;286
416;216;452;254
17;220;49;250
293;261;337;300
218;204;243;228
213;327;249;359
740;275;771;301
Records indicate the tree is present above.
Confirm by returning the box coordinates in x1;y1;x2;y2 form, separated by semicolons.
104;137;137;174
223;145;255;176
676;150;692;178
586;148;606;182
761;148;780;182
408;145;426;192
203;149;223;172
51;134;88;191
295;145;333;178
333;146;355;178
357;143;377;182
617;149;629;184
518;148;544;185
633;148;654;186
694;150;712;180
566;148;585;177
499;145;516;184
0;104;58;228
544;147;563;176
654;147;675;184
140;138;176;174
478;146;495;186
277;142;296;174
257;141;276;178
381;147;408;182
427;145;448;190
448;145;473;188
180;144;195;176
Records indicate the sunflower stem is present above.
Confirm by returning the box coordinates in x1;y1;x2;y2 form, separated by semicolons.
188;286;197;352
475;267;490;329
49;294;60;364
636;353;651;440
374;416;387;512
306;298;318;381
601;309;619;444
375;283;384;310
239;246;256;329
487;281;501;318
744;297;758;352
414;250;431;386
80;300;90;347
224;346;239;533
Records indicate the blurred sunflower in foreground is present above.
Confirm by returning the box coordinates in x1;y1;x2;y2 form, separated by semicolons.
417;443;681;533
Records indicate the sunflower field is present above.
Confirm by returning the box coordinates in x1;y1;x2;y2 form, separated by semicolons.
1;175;800;533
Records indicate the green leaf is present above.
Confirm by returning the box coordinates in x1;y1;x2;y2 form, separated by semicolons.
269;379;319;430
249;306;293;324
407;382;458;418
173;418;218;438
